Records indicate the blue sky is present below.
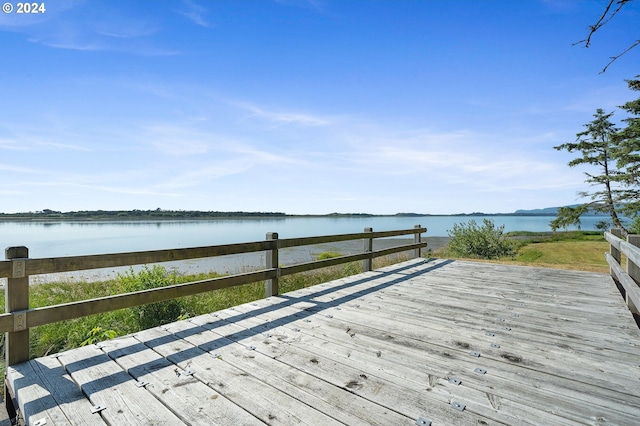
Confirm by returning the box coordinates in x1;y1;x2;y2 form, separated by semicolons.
1;0;638;215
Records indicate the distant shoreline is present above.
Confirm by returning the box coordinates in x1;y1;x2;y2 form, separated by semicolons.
0;209;609;222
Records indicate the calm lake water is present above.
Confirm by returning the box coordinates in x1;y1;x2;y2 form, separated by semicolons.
0;215;611;283
0;215;609;259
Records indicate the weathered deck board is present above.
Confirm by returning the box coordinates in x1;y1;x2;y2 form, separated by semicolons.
102;335;263;425
6;258;640;425
222;297;639;425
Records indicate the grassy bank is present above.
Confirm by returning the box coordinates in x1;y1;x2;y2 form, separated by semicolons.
432;231;610;273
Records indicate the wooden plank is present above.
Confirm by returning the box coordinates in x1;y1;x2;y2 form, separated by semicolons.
6;356;109;426
280;252;370;276
607;252;640;314
160;317;414;425
3;270;275;333
134;326;343;425
23;241;274;275
6;361;70;426
287;259;631;339
7;257;640;425
244;262;637;408
605;231;623;249
277;228;425;249
5;247;30;366
229;296;640;424
404;285;638;348
390;281;634;331
0;261;10;279
621;239;640;268
365;290;640;368
207;308;581;426
225;297;640;426
56;345;186;425
289;268;640;394
353;260;639;343
371;242;427;258
184;312;504;426
357;274;640;355
397;268;626;309
3;228;425;278
98;335;262;425
268;244;426;277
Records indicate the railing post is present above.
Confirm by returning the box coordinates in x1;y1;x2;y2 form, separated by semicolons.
363;227;373;272
5;246;30;366
414;224;422;258
265;232;279;297
610;228;623;277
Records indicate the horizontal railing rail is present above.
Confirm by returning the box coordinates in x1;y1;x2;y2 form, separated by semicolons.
604;229;640;321
2;225;427;365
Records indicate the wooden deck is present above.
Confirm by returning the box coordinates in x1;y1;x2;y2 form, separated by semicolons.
6;258;640;425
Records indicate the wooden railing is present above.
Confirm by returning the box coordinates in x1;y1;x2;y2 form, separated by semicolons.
604;228;640;321
1;225;426;366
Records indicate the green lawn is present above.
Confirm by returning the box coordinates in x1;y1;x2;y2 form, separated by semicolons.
433;231;611;273
511;239;610;273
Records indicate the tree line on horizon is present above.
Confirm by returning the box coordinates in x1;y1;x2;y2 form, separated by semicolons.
0;209;287;219
0;210;407;219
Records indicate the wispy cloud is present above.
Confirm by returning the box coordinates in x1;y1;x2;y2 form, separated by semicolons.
0;130;93;152
95;21;159;39
233;101;332;127
176;0;210;27
33;39;100;51
274;0;327;14
0;138;29;151
1;2;179;55
561;84;632;115
149;140;302;189
28;31;180;56
143;124;212;157
0;0;75;27
69;183;183;197
36;141;91;151
333;125;581;194
0;163;40;173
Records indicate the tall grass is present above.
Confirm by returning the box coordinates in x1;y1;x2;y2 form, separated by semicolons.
0;252;412;361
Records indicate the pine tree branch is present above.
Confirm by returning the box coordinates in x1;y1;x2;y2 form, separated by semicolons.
573;0;636;72
601;40;640;73
574;0;619;48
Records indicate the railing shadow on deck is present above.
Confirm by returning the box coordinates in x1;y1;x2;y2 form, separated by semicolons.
9;258;453;418
0;225;427;367
605;228;640;327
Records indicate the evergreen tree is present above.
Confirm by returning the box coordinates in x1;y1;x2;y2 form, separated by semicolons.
549;205;588;232
613;77;640;216
554;109;626;232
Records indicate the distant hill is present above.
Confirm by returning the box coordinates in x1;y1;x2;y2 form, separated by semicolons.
513;207;561;215
513;205;606;216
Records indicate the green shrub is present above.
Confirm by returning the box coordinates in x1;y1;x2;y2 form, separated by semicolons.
81;327;117;346
446;219;515;259
116;265;186;329
317;251;344;260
